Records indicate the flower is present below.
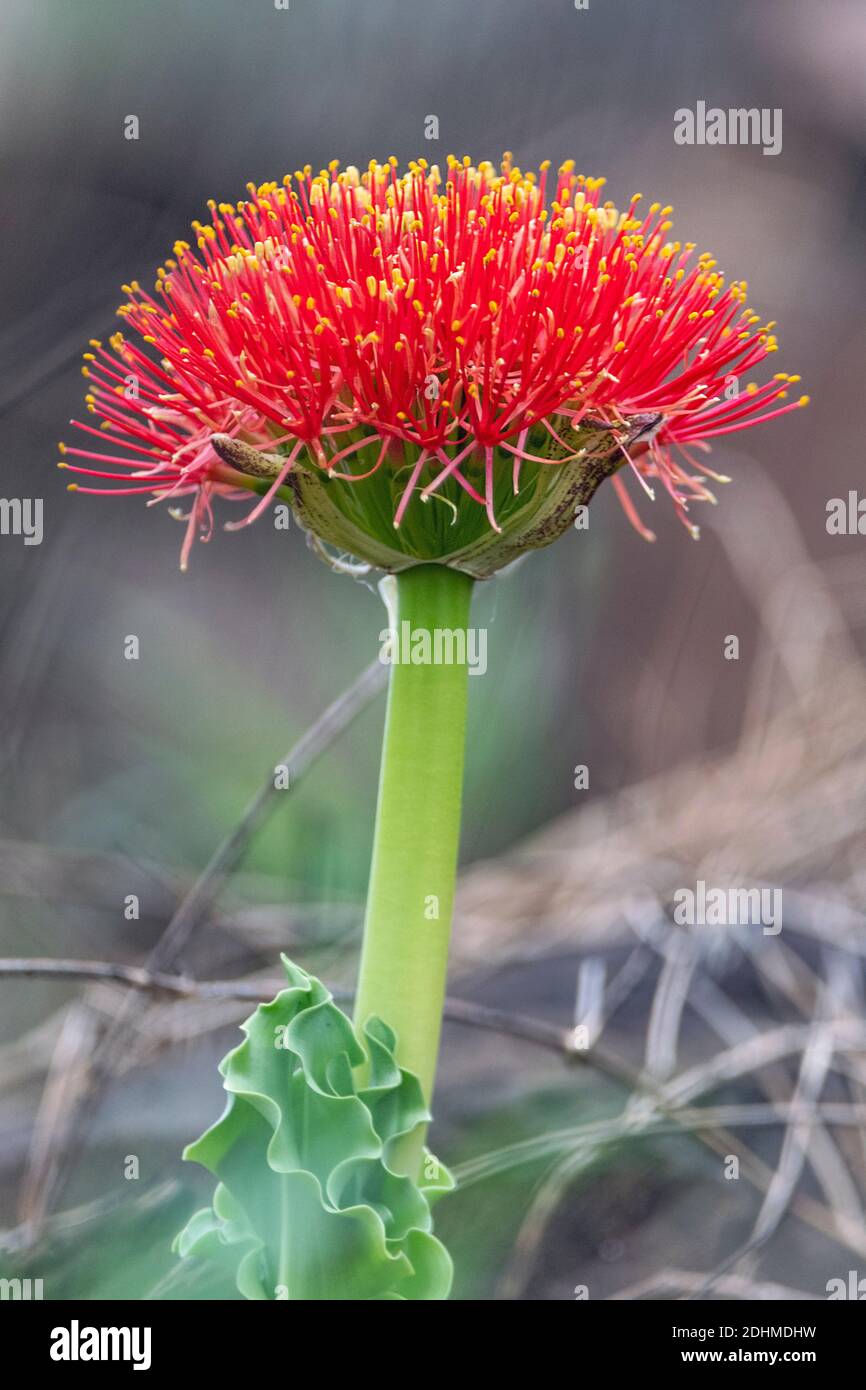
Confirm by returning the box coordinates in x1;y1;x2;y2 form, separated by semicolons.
62;155;807;572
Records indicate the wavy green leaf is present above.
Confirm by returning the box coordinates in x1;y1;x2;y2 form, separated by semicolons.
174;956;453;1300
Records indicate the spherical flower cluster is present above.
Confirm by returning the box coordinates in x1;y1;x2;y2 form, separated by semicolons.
61;155;807;571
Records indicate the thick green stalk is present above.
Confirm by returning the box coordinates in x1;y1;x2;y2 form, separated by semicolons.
354;564;474;1172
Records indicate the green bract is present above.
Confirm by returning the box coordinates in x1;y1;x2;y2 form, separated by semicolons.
175;956;454;1300
211;413;660;578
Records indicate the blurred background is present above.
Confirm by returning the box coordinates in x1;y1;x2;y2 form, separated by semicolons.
1;0;865;1300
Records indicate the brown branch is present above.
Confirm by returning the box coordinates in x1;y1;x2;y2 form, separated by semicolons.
0;958;271;1000
0;957;578;1053
147;656;386;974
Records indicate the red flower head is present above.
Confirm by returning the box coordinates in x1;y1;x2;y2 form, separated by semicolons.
62;155;807;572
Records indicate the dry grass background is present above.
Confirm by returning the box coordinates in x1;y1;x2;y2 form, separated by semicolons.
1;469;865;1299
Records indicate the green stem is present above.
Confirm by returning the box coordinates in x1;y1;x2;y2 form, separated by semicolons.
354;564;474;1173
